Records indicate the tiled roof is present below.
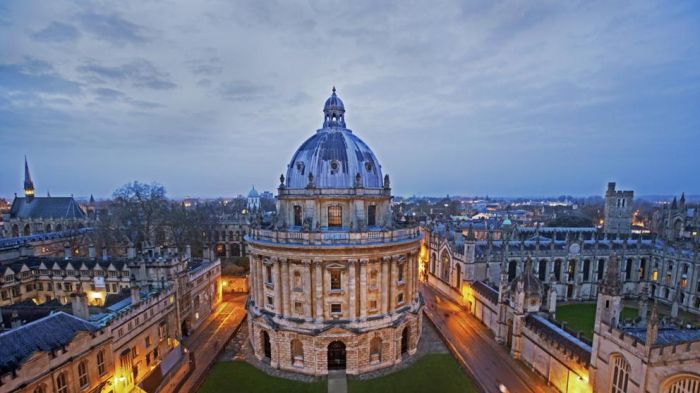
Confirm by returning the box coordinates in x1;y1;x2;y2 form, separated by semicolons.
10;196;86;220
0;312;99;374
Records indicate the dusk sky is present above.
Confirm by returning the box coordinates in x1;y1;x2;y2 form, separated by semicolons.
1;1;699;199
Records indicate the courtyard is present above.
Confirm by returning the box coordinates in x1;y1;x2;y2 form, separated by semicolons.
197;354;478;393
555;303;638;340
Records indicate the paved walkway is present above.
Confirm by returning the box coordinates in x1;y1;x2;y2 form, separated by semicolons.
327;370;348;393
177;293;247;393
421;284;556;393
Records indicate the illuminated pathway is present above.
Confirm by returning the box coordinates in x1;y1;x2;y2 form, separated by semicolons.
178;293;247;393
421;285;556;393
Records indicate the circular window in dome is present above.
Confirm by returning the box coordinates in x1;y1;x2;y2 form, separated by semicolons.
365;162;373;172
296;162;305;173
330;160;339;174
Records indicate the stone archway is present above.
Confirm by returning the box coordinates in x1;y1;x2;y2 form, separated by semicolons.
401;327;409;354
262;331;271;361
327;341;346;370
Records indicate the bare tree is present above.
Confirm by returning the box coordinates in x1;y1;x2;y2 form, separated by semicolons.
111;181;168;249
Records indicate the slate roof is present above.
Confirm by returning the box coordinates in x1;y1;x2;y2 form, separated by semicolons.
0;227;93;249
525;313;592;364
10;196;86;220
0;311;99;374
623;327;700;346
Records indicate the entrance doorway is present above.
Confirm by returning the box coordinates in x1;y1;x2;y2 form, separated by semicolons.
262;331;271;361
327;341;346;370
401;327;409;354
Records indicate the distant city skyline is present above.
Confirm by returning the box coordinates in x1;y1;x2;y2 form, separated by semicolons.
1;1;699;198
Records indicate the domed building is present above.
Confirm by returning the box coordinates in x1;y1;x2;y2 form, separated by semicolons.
246;88;423;375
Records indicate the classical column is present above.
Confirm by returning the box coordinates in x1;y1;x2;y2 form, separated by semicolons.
281;258;290;315
359;259;368;319
273;258;282;314
256;256;265;308
302;259;312;319
390;257;399;310
348;259;357;320
314;259;324;322
381;257;390;314
406;253;413;301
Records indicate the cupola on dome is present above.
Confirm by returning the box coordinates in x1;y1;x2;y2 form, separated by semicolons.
285;88;383;189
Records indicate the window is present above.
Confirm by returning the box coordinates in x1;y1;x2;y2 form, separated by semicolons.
369;270;378;288
97;350;106;375
610;355;630;393
330;303;341;314
663;375;700;393
294;302;304;315
583;259;590;281
294;205;302;227
33;385;46;393
367;205;376;226
145;336;151;347
56;372;68;393
369;300;378;311
397;292;404;304
597;259;605;281
78;360;89;388
625;258;633;280
328;206;342;228
330;270;342;291
398;264;404;283
266;265;273;285
266;296;274;309
293;271;302;291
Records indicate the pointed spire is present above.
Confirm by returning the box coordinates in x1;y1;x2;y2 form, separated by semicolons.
671;196;678;209
89;194;95;204
466;223;476;241
23;156;35;198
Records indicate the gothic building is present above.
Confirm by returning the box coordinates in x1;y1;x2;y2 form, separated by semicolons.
424;184;700;393
246;89;423;376
3;158;91;238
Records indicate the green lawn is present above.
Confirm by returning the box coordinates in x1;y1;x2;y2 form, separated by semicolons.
555;303;638;340
198;361;326;393
198;354;478;393
348;354;478;393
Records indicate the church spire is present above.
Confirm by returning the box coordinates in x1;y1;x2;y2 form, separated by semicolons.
24;156;35;198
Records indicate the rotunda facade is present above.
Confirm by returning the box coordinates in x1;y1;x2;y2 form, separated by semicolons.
246;88;423;376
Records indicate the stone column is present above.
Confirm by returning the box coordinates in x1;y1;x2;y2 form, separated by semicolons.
281;258;290;316
359;259;368;319
348;259;357;319
381;257;390;314
302;259;312;320
390;257;399;311
256;256;265;308
314;259;324;322
273;258;282;314
406;253;414;301
249;256;256;304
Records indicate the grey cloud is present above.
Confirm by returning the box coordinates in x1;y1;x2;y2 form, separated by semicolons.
77;11;148;45
32;21;81;43
77;59;176;90
217;81;270;102
93;87;162;109
0;57;81;95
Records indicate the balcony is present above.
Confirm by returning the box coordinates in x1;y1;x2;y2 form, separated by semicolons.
247;226;421;247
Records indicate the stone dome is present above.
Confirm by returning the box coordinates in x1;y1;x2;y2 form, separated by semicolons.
285;88;384;189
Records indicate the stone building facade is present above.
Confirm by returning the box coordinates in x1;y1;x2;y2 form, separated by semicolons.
246;89;423;376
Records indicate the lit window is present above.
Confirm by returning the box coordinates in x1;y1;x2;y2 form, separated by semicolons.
328;206;342;228
330;270;341;291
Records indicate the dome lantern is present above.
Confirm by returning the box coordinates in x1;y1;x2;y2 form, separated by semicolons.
323;86;346;128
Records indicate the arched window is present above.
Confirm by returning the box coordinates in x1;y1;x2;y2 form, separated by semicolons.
97;350;106;375
663;374;700;393
23;224;31;236
370;336;382;363
441;252;450;282
78;360;89;388
454;264;461;289
508;260;517;282
610;354;630;393
291;339;304;367
56;372;69;393
33;385;46;393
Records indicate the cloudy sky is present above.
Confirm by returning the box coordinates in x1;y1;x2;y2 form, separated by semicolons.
1;1;699;199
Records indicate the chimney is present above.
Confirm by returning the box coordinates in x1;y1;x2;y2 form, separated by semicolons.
71;292;90;320
127;245;136;259
131;285;141;304
64;244;71;259
102;248;109;261
185;244;192;260
88;244;96;259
